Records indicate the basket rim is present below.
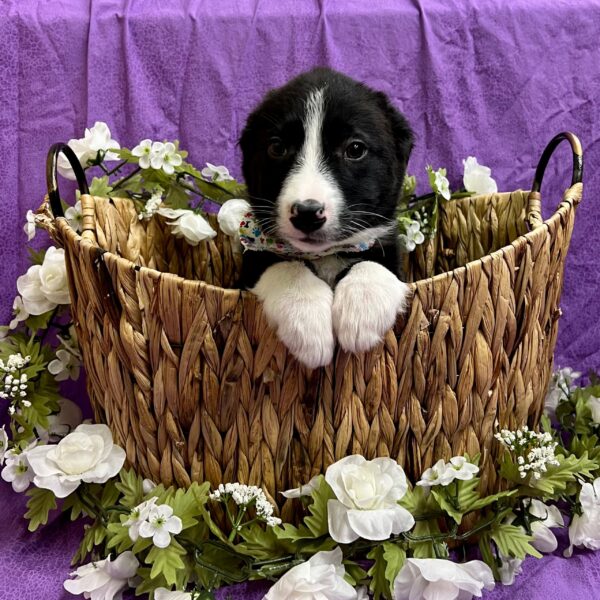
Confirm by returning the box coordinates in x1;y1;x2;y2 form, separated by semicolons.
52;184;582;297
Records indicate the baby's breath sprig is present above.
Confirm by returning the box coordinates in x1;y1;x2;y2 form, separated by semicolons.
0;353;32;413
495;426;560;480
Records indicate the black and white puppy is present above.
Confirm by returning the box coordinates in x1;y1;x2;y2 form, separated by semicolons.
239;68;413;368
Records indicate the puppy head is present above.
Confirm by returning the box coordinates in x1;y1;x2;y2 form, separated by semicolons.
240;68;413;253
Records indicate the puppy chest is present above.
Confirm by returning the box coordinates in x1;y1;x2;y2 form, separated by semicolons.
309;255;358;287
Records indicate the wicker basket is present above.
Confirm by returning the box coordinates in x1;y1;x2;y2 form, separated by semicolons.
38;133;583;520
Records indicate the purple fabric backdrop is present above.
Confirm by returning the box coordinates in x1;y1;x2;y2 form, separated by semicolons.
1;0;599;599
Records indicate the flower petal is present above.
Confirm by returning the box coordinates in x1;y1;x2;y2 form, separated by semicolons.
327;499;358;543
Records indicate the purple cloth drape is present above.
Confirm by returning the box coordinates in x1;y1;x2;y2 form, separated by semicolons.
1;1;599;599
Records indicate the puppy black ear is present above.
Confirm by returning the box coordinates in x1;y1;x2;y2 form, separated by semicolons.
374;92;414;173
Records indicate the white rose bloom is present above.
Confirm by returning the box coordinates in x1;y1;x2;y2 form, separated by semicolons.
528;499;564;553
138;503;183;548
39;246;71;305
264;547;357;600
36;397;83;443
155;589;192;600
58;121;120;180
65;200;83;233
325;455;414;543
566;478;600;556
201;162;234;182
462;157;498;195
587;395;600;424
281;474;321;499
1;445;35;493
0;426;8;465
63;551;138;599
17;265;57;315
27;423;126;498
393;559;495;600
48;348;81;382
158;208;216;246
9;296;29;329
217;198;251;237
24;210;36;241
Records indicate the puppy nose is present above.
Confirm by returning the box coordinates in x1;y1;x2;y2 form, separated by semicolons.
290;200;326;233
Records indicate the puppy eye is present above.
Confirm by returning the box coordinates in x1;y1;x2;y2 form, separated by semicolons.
267;137;288;159
344;140;368;161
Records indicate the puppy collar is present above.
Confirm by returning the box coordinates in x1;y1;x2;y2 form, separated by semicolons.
238;211;375;260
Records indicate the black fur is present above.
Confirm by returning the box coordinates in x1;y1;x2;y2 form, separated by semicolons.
238;67;413;289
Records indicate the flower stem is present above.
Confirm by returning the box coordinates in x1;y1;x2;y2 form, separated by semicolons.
111;167;142;191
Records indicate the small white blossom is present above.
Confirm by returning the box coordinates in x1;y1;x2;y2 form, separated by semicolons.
399;220;425;252
142;478;157;495
1;444;35;493
417;459;456;488
138;189;164;220
58;122;120;180
48;348;81;382
498;555;523;586
9;296;29;330
527;499;564;553
158;208;216;246
0;426;9;465
462;156;498;195
63;551;139;599
160;142;183;175
138;503;182;548
210;482;282;527
154;589;192;600
281;474;321;499
446;456;479;481
428;166;451;200
544;367;581;418
566;477;600;556
65;200;83;233
24;210;36;241
201;162;234;182
124;497;159;542
131;139;154;169
587;395;600;424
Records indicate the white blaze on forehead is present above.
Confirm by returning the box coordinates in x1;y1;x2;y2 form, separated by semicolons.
277;87;343;246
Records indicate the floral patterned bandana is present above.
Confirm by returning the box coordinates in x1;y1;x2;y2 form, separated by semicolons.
238;211;375;260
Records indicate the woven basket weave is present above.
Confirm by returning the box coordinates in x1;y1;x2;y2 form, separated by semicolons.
38;133;583;520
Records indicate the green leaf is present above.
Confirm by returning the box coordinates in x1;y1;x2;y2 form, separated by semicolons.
237;523;295;560
27;247;46;266
168;482;209;530
106;519;134;553
383;542;406;593
407;519;443;559
24;310;54;334
367;545;389;600
116;469;144;509
344;560;369;586
146;541;188;587
24;487;57;532
89;175;113;197
528;453;599;496
490;523;541;559
99;480;121;508
62;492;87;521
72;521;107;565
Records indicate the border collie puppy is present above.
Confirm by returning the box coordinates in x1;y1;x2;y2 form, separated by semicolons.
239;68;413;368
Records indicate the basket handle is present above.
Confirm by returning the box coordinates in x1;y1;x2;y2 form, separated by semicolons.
526;132;583;229
46;142;89;219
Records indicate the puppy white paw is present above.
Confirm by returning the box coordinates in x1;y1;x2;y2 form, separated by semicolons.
252;262;335;369
333;261;411;354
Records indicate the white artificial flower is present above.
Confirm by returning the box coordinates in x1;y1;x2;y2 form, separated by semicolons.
27;423;126;498
123;497;159;542
0;426;8;465
446;456;479;481
24;210;36;241
217;198;251;237
63;551;138;599
17;265;56;315
155;589;192;600
416;459;455;488
65;200;83;233
36;397;84;443
39;246;71;305
201;162;234;182
566;477;600;556
544;367;582;418
528;499;564;553
160;142;183;175
58;122;120;180
9;296;29;329
48;348;81;382
158;208;216;246
209;482;281;527
433;169;451;200
138;503;183;548
393;558;495;600
587;395;600;424
356;586;369;600
142;478;157;495
498;555;523;586
462;157;498;195
131;139;154;169
325;455;414;543
264;547;357;600
1;445;35;493
281;474;321;499
138;189;163;220
399;220;425;252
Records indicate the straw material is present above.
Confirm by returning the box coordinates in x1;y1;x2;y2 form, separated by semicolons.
37;182;582;517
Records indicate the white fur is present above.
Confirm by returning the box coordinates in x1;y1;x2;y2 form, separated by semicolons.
276;88;343;251
252;261;335;368
332;261;411;354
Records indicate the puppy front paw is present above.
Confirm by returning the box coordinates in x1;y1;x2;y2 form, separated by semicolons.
252;262;335;369
333;261;411;354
